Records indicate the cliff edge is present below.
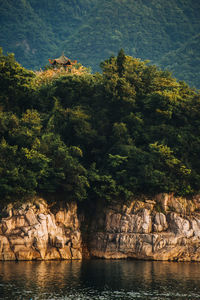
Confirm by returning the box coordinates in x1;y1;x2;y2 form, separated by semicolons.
1;194;200;261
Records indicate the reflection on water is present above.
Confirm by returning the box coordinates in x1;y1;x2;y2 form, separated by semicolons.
0;260;200;299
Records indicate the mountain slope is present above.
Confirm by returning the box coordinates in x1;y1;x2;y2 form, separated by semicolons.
0;0;200;87
0;0;57;69
61;0;200;71
158;34;200;88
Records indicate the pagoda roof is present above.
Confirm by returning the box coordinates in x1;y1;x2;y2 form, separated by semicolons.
53;54;71;64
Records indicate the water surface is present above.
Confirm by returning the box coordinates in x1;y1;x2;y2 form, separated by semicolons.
0;260;200;299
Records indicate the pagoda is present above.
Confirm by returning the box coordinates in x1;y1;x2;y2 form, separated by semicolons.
48;53;77;69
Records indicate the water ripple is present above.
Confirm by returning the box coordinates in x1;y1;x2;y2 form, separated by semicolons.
0;260;200;300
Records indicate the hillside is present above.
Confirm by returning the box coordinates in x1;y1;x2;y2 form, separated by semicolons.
0;0;200;87
1;49;200;206
158;34;200;88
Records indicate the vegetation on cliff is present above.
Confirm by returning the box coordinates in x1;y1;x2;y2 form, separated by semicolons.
0;48;200;206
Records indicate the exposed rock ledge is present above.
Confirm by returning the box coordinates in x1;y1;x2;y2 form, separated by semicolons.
1;194;200;261
0;199;82;261
88;194;200;261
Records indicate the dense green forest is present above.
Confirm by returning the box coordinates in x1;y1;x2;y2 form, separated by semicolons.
1;48;200;207
0;0;200;88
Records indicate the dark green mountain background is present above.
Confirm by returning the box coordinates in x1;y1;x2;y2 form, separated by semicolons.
0;0;200;88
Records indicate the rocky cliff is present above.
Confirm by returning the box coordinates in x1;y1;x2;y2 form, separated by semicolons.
0;199;82;261
1;194;200;261
88;194;200;261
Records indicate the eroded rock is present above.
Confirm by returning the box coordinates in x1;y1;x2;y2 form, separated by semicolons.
89;197;200;261
0;198;82;261
1;194;200;261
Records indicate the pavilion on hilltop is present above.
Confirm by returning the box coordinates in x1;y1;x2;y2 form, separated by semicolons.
48;53;77;69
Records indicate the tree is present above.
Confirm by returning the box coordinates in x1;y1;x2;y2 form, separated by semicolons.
0;48;35;113
116;48;126;77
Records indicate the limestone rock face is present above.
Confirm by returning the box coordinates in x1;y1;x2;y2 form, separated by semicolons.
0;199;82;261
1;194;200;261
89;198;200;261
154;212;168;232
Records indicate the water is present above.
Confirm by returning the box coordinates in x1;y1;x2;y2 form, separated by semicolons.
0;260;200;299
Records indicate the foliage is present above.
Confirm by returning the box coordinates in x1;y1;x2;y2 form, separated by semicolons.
0;48;35;113
1;49;200;206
